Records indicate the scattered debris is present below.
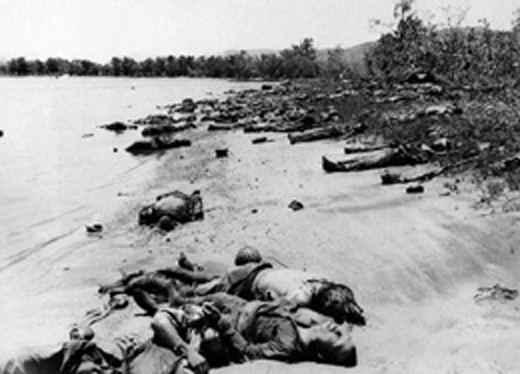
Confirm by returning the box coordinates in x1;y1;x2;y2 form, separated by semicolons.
474;284;519;304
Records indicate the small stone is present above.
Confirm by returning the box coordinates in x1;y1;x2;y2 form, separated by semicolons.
216;149;229;158
252;137;268;144
288;200;304;211
86;223;103;233
406;185;424;194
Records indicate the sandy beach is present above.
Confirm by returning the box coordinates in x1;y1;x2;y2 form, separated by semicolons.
2;83;520;374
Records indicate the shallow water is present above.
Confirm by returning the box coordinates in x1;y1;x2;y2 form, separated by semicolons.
0;77;264;266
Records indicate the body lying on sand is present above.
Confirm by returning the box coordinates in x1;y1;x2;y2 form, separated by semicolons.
1;248;362;374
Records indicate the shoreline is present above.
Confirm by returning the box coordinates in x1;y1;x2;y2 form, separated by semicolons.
2;80;520;373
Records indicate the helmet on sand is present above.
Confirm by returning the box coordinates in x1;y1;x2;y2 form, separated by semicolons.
234;246;262;266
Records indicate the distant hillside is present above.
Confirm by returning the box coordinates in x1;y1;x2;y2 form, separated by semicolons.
224;41;376;75
221;49;279;57
317;41;376;75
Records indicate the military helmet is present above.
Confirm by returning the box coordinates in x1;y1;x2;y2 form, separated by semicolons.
234;246;262;266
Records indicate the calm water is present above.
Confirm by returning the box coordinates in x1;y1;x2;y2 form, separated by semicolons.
0;77;264;263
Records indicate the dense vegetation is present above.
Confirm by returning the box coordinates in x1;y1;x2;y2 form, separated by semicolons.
365;0;520;86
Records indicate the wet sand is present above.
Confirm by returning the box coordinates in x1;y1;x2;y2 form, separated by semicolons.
2;108;520;373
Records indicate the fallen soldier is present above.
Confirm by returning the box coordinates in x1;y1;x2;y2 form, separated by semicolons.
322;145;427;173
0;327;128;374
152;292;357;368
0;322;203;374
138;190;204;230
169;248;365;325
100;248;366;326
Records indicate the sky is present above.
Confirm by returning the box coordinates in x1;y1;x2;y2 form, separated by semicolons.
0;0;518;63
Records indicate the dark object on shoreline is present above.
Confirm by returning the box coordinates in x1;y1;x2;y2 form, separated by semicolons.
86;223;103;233
474;284;518;304
208;123;242;131
404;70;438;85
288;200;304;211
381;171;403;185
134;113;175;125
100;121;138;133
323;146;426;173
406;184;424;194
261;84;273;91
243;123;280;133
139;190;204;228
0;129;4;137
235;246;263;266
215;148;229;158
158;215;176;232
344;144;388;154
289;125;344;144
126;137;192;155
252;136;272;144
178;98;197;113
141;122;195;137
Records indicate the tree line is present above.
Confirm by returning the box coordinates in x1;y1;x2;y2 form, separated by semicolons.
0;38;326;80
4;2;519;85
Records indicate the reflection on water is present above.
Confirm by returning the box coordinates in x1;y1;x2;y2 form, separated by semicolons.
0;77;263;262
